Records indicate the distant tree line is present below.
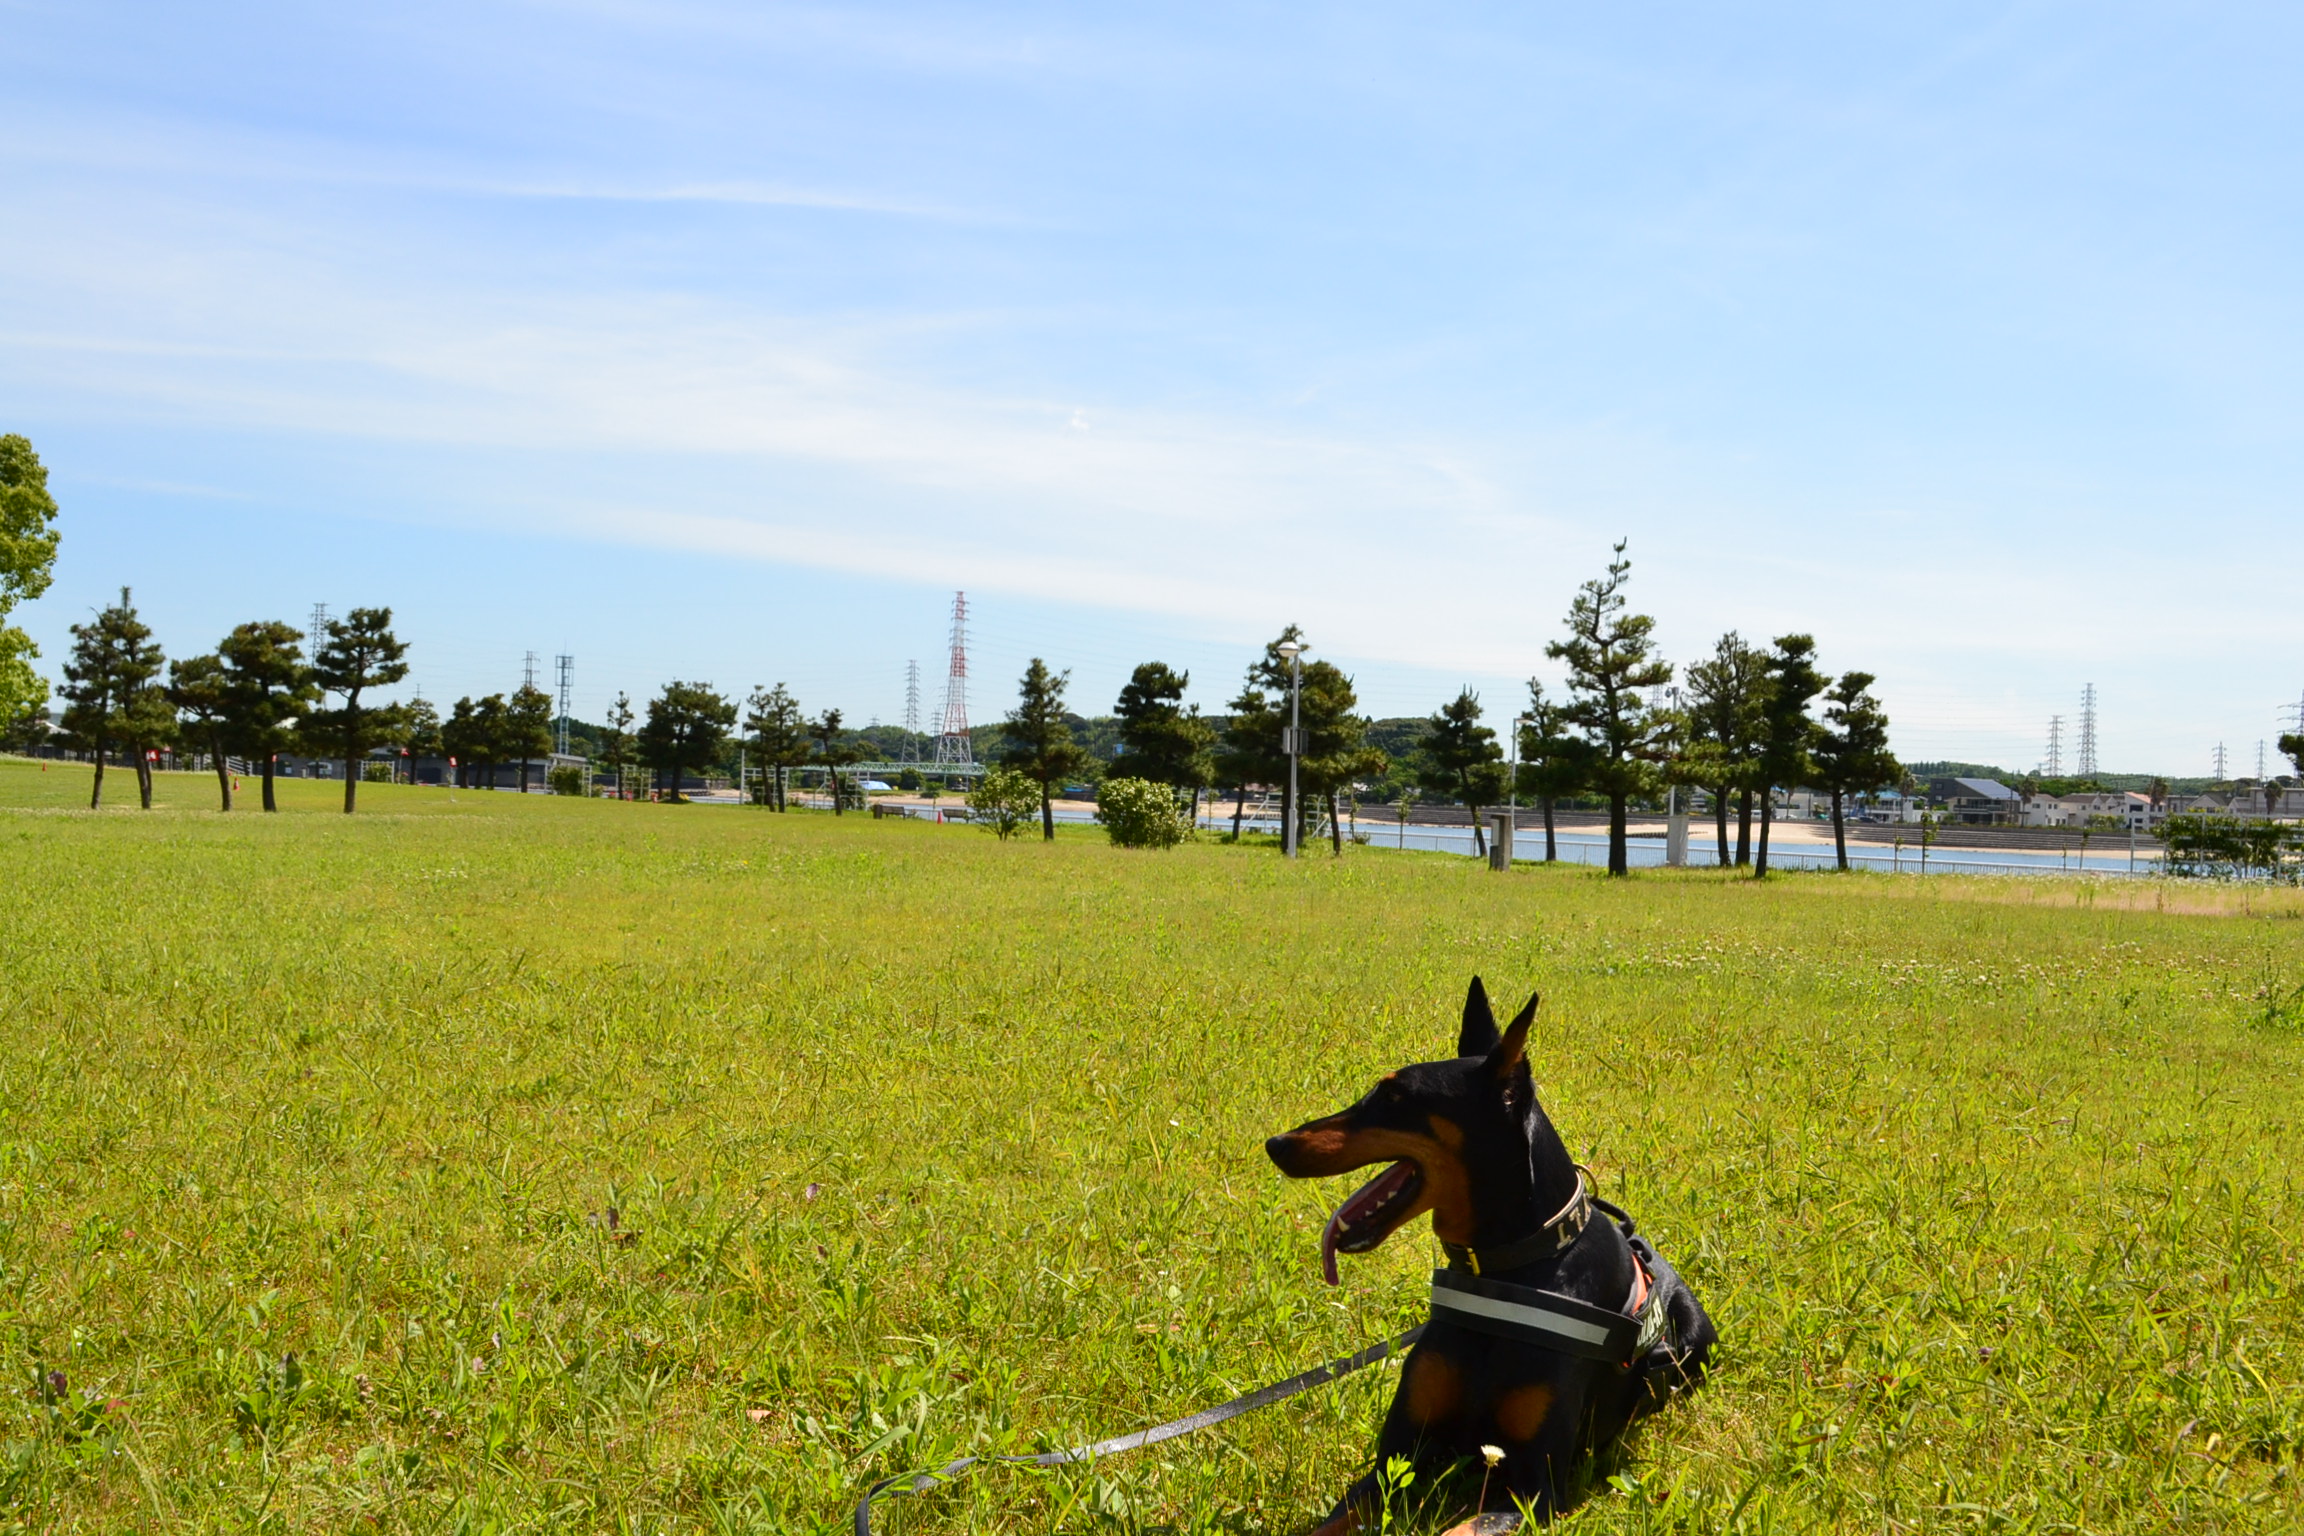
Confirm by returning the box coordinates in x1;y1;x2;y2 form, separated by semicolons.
4;432;1913;859
961;540;1902;877
527;538;1908;880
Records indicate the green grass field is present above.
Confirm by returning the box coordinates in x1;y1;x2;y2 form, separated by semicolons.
3;758;2300;1533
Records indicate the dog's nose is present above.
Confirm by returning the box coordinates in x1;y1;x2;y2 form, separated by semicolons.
1264;1134;1298;1170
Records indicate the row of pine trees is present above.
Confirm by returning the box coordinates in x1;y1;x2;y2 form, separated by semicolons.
681;541;1900;878
976;542;1900;877
53;589;416;814
34;537;1899;876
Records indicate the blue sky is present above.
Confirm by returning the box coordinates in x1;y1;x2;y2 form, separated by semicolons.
7;3;2302;774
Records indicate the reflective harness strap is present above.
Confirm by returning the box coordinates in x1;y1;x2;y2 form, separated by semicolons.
1428;1214;1669;1368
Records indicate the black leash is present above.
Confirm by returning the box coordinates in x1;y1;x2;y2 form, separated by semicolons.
852;1325;1425;1535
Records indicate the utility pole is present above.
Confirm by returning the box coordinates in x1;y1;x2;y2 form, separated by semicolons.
523;651;538;690
2214;742;2229;780
1664;685;1687;867
1278;639;1304;858
308;603;330;660
2044;715;2064;777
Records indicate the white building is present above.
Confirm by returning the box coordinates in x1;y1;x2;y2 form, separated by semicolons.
2021;790;2159;830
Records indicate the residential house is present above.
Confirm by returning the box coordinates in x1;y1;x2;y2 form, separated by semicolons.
2022;790;2160;831
1926;776;2022;825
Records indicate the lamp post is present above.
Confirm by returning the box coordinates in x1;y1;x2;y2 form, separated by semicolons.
1278;640;1303;858
1509;715;1529;814
1664;685;1688;868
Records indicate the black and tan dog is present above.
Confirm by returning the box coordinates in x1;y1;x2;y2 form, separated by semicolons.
1265;979;1716;1533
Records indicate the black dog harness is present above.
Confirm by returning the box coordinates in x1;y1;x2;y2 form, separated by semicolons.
1430;1262;1666;1365
1431;1186;1672;1367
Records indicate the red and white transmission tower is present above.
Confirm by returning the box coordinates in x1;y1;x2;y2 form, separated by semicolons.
934;592;974;766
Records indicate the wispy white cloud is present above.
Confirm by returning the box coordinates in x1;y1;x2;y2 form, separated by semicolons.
0;108;1005;224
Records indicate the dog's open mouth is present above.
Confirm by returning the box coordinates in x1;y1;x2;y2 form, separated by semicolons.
1320;1160;1423;1285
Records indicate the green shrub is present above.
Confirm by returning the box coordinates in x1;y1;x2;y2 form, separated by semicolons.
1095;776;1192;849
2163;812;2300;880
548;766;586;797
966;767;1041;840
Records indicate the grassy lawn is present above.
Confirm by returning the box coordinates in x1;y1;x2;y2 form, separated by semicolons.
2;757;2299;1533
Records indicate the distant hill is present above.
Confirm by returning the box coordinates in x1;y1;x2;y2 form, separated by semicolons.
1905;760;2235;796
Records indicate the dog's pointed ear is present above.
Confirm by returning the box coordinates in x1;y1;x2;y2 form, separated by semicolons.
1485;992;1539;1079
1458;975;1500;1058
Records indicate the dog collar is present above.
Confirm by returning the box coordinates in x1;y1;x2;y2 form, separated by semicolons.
1439;1167;1593;1277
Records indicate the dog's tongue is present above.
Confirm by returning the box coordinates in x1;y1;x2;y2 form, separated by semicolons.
1319;1161;1416;1287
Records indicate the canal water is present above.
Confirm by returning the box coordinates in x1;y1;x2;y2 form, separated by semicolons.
735;794;2161;877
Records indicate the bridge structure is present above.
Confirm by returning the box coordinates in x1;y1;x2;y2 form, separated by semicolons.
744;759;986;794
845;759;984;784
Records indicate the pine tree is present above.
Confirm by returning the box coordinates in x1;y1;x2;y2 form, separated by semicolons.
599;691;636;799
742;684;808;810
1681;632;1769;866
999;659;1092;840
169;653;236;809
1213;627;1301;843
1752;635;1824;877
1296;660;1386;855
1112;662;1215;816
1812;670;1899;871
1546;541;1675;877
304;607;412;813
503;684;555;794
401;696;442;782
1417;689;1507;855
60;588;166;810
637;681;735;802
441;695;504;788
811;707;863;813
218;620;316;811
116;665;176;810
1514;679;1591;862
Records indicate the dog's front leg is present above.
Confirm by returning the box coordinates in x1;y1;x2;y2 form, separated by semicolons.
1302;1470;1381;1536
1438;1517;1523;1536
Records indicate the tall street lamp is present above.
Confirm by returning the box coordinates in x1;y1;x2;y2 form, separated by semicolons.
1278;640;1303;858
1509;713;1530;814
